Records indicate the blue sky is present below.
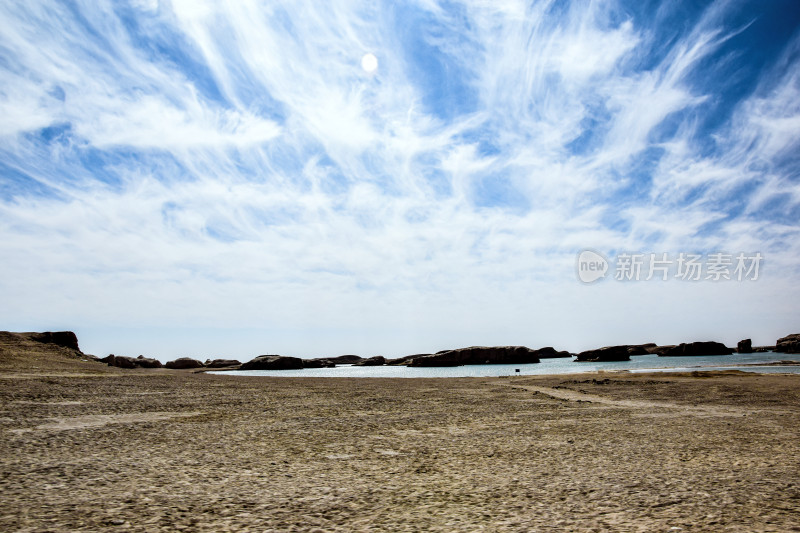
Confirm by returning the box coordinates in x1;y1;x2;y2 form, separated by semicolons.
1;0;799;360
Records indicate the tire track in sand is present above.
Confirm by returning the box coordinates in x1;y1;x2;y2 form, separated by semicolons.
8;411;204;433
500;382;754;418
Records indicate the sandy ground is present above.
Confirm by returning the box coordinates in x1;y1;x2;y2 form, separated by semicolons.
1;339;799;531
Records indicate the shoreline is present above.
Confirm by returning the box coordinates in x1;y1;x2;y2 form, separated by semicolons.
205;352;800;379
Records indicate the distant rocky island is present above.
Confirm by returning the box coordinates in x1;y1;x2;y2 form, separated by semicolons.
6;329;798;371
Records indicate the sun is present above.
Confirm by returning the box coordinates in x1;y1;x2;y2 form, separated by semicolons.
361;53;378;73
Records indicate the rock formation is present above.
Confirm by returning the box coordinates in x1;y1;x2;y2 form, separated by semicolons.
385;354;429;366
406;346;540;367
240;355;304;370
532;347;572;358
574;344;665;361
109;355;138;369
645;345;676;356
303;355;362;368
626;343;658;356
21;331;81;352
327;355;363;364
134;355;163;368
353;356;386;366
204;359;241;368
659;342;733;357
574;346;631;362
165;357;205;369
775;334;800;354
301;359;335;368
737;339;753;353
101;354;163;369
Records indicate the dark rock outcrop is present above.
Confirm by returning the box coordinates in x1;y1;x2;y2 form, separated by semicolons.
659;342;733;357
627;345;648;356
627;343;658;356
406;346;540;367
134;355;163;368
575;346;631;362
776;334;800;354
406;352;470;367
165;357;205;369
386;354;430;366
533;347;572;358
328;355;363;364
111;355;138;369
575;344;660;361
737;339;753;354
303;354;363;368
646;345;676;356
204;359;241;368
240;355;304;370
102;353;162;369
753;346;775;352
353;356;386;366
302;358;335;368
23;331;81;352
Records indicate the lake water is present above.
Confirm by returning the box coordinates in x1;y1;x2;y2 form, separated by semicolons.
211;351;800;378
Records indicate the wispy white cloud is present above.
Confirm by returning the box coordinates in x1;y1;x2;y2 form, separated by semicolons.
0;0;798;358
81;94;281;149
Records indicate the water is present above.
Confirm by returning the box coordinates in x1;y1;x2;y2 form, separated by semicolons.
210;352;800;378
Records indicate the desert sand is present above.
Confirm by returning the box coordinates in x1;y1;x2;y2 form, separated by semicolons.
1;336;799;532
